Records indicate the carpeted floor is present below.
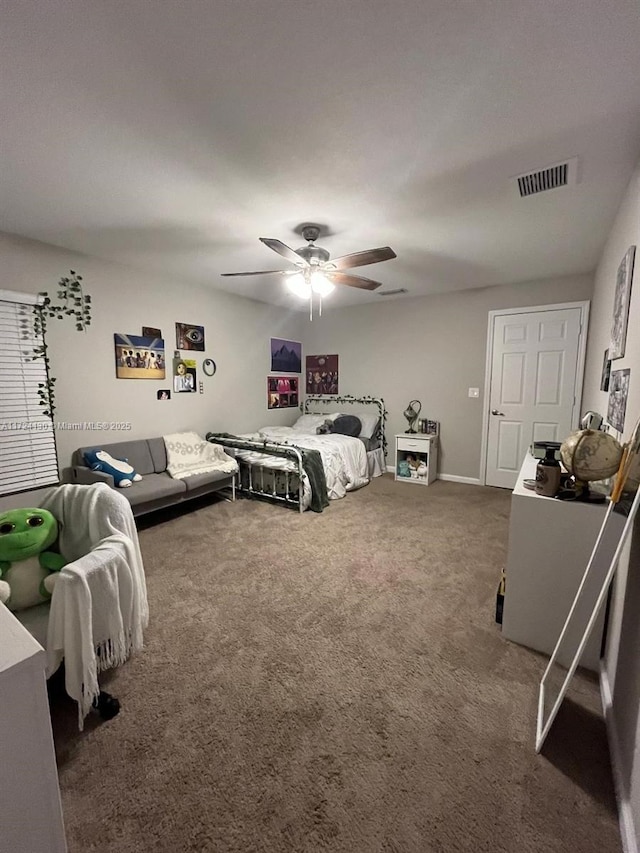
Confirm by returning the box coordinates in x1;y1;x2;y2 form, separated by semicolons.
50;475;621;852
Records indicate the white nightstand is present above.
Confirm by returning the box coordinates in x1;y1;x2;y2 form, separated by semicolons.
395;433;438;485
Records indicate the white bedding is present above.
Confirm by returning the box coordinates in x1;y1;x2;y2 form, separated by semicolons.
237;426;370;502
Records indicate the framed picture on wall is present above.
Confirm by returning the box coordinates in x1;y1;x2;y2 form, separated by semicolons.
176;322;205;351
610;246;635;359
600;349;611;392
268;376;298;408
270;338;302;373
114;333;165;378
306;354;339;395
173;357;197;393
607;368;631;432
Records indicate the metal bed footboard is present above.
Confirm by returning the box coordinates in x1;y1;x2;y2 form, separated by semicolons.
206;435;305;513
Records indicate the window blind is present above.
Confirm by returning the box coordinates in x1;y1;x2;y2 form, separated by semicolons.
0;293;59;496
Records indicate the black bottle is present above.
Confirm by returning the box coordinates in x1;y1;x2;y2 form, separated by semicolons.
535;446;561;497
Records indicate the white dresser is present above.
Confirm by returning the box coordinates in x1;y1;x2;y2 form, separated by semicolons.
0;603;67;852
501;453;620;671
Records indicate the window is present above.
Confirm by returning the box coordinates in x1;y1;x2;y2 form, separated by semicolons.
0;290;59;496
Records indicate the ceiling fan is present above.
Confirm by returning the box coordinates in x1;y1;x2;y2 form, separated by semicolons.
221;224;397;298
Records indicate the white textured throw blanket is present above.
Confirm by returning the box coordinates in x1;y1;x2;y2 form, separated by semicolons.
164;431;238;479
41;483;148;728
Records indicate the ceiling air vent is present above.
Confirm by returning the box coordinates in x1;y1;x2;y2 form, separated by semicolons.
377;288;407;296
514;157;578;198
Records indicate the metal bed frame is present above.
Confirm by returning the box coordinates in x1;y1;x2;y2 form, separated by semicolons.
206;435;306;512
303;394;387;455
206;395;386;513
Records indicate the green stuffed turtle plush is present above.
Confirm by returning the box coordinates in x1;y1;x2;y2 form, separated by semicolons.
0;508;67;612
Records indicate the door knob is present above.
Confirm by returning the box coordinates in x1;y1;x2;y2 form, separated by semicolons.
492;409;505;416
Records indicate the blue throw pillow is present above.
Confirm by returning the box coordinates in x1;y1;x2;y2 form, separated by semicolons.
83;449;142;488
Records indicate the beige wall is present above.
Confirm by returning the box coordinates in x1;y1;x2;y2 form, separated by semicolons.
303;274;593;479
581;162;640;842
0;231;305;477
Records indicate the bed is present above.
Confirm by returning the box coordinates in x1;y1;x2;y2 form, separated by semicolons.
206;395;386;512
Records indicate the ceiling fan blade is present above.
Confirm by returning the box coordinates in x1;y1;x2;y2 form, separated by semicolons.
325;271;383;291
221;269;291;277
259;238;304;265
329;246;396;270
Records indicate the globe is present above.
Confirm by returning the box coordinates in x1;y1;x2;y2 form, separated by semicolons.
560;429;623;483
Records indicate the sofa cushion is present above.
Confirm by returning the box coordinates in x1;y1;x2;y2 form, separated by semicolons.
124;473;186;507
148;437;168;473
182;470;235;493
78;440;155;476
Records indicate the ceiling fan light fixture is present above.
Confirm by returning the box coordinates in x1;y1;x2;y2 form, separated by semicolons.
285;273;310;298
310;271;334;297
223;225;396;317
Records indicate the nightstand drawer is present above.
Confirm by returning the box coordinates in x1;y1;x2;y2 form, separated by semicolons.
397;436;433;453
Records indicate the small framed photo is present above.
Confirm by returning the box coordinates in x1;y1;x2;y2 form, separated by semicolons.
600;349;611;392
608;368;631;432
157;389;171;401
142;326;162;337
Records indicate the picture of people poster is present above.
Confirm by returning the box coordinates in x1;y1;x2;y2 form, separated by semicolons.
270;338;302;373
268;376;299;409
306;355;339;395
115;333;165;379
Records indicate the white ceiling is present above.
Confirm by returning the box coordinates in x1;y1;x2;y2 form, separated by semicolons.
2;0;640;310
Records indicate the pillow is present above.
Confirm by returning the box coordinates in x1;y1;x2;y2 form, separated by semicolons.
330;415;362;437
356;413;381;440
292;413;339;432
83;449;142;488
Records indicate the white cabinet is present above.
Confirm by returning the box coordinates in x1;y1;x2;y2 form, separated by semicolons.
501;453;619;671
395;433;438;485
0;603;67;852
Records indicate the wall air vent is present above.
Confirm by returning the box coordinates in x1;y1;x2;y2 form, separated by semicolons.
514;157;578;198
377;288;408;296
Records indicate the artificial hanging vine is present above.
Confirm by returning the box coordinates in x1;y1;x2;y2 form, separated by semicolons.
20;270;92;417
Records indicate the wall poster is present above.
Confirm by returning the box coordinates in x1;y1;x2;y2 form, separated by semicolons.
270;338;302;373
268;376;299;409
305;354;339;395
115;333;165;379
173;357;197;393
610;246;635;359
176;322;206;351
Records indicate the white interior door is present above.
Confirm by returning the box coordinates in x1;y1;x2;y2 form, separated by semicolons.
485;306;584;489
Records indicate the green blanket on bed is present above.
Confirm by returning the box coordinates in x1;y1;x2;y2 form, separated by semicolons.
206;433;329;513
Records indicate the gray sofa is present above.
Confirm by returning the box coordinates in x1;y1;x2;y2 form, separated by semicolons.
70;437;235;517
